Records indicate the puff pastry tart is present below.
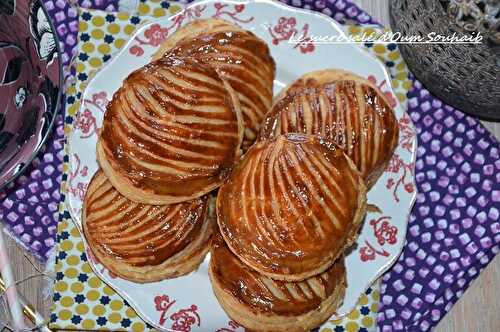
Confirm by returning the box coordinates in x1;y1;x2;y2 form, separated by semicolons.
82;170;215;283
209;235;346;332
152;18;275;149
97;56;243;204
259;69;399;189
217;133;367;281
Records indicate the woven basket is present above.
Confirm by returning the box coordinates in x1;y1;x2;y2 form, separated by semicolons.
390;0;500;120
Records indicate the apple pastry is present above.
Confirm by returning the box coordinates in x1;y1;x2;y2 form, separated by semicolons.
97;56;244;204
82;170;215;283
217;133;367;281
209;235;346;332
153;18;275;149
259;69;399;188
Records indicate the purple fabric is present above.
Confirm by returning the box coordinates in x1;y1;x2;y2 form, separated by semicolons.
0;0;120;261
281;0;376;25
0;120;63;260
377;79;500;332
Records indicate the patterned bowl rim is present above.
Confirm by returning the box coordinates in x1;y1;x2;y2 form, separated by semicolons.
0;0;64;191
66;0;418;328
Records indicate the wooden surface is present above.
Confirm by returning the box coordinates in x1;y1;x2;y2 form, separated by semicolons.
1;1;499;331
2;233;50;327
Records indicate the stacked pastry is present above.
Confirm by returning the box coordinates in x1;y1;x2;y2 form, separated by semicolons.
210;71;398;330
152;18;276;150
83;17;400;331
212;133;367;331
83;19;275;283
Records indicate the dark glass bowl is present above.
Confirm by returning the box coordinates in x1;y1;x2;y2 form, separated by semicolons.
0;0;63;189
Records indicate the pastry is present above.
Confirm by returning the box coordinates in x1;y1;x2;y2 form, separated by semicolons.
259;69;399;188
217;133;367;281
209;235;346;332
82;170;215;283
97;56;244;204
153;18;275;149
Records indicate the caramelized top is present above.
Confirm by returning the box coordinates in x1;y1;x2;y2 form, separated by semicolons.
165;28;275;148
98;56;242;200
259;78;399;188
217;133;366;280
211;235;346;316
84;170;208;266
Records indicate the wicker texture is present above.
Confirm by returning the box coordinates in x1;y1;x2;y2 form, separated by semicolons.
390;0;500;119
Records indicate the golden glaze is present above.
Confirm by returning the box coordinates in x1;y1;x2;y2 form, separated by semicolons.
97;56;243;203
259;76;399;188
161;21;275;149
217;133;367;281
83;170;208;266
210;235;346;316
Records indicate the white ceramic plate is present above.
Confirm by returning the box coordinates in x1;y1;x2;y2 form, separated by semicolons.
67;0;417;330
